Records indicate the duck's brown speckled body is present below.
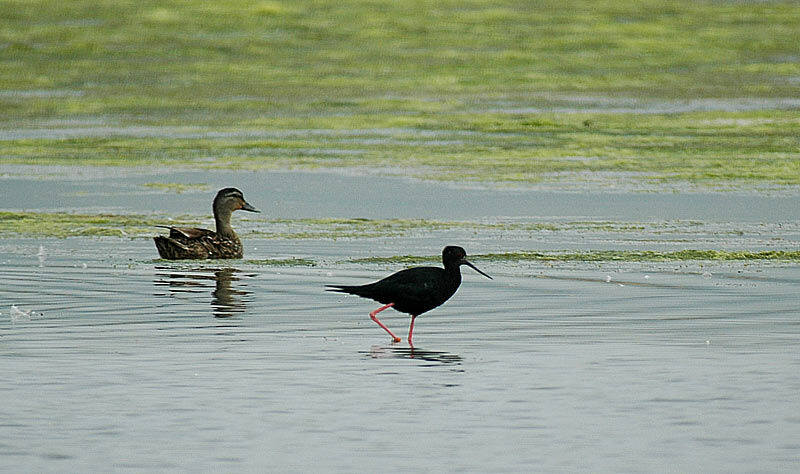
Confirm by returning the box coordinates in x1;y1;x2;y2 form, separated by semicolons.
154;188;259;260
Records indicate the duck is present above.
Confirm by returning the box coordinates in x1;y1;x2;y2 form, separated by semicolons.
154;187;260;260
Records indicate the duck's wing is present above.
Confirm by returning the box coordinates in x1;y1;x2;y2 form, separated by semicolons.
154;235;208;259
155;225;215;240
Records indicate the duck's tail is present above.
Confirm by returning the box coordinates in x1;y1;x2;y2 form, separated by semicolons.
153;235;189;260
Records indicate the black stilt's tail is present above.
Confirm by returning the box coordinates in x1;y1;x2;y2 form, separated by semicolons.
326;284;355;294
326;284;373;298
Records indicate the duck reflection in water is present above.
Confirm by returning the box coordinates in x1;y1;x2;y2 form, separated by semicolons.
154;267;252;318
211;268;249;318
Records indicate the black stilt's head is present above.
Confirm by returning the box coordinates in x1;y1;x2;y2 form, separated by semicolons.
213;188;260;215
442;246;492;279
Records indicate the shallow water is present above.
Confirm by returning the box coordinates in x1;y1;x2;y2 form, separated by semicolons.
3;166;800;221
2;170;800;472
2;246;800;473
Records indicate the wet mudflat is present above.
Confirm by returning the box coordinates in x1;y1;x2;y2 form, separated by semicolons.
2;170;800;472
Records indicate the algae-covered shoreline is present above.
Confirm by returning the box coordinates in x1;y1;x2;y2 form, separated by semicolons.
2;0;799;263
2;110;799;190
2;0;800;190
3;211;798;264
345;250;800;265
3;211;797;239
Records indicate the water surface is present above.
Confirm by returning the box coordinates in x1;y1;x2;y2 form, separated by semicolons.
1;171;800;472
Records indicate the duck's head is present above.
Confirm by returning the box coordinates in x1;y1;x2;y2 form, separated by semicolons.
213;187;260;214
442;246;492;279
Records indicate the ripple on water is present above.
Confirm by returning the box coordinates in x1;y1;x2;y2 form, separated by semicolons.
1;252;800;472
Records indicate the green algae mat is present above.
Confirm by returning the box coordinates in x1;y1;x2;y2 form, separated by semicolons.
1;0;799;188
3;211;799;264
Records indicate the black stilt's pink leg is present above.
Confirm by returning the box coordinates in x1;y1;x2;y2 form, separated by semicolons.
370;303;400;342
408;315;417;347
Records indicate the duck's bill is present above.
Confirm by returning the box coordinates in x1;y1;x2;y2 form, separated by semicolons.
241;202;260;213
464;260;492;280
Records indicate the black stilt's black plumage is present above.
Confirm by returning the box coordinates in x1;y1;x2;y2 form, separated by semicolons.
327;246;491;344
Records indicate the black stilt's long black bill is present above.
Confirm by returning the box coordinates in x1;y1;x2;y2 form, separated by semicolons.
464;260;492;280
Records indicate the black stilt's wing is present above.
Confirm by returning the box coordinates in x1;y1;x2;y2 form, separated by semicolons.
327;266;452;315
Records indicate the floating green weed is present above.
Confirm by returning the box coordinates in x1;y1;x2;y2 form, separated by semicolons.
0;213;792;241
2;1;800;189
2;0;799;115
151;249;800;267
3;210;797;263
142;182;210;193
347;250;800;265
2;111;798;188
251;218;490;240
478;250;800;262
347;255;441;265
0;211;198;238
243;258;316;267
